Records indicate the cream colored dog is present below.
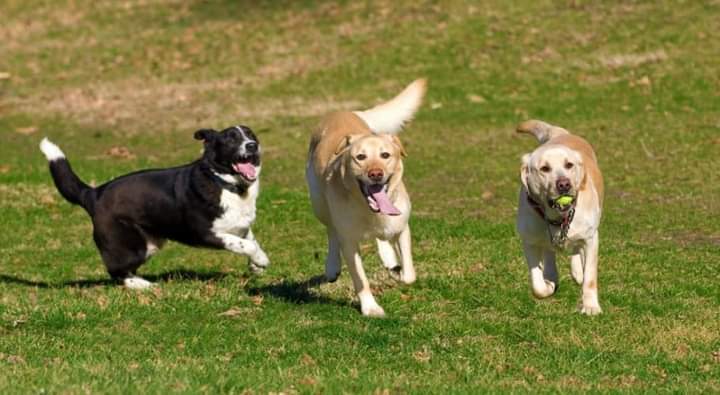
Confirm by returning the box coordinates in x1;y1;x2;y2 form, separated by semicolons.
516;120;604;315
306;79;426;317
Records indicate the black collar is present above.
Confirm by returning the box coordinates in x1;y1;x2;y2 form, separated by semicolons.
210;172;248;195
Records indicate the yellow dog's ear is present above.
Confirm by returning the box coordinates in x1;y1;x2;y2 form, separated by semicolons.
326;155;345;183
520;153;531;191
326;134;360;183
334;134;356;156
390;135;407;157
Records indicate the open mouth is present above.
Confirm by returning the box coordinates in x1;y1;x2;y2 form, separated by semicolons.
359;180;401;216
231;154;259;181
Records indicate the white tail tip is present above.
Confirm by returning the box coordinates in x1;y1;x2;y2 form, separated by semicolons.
39;138;65;161
355;78;427;134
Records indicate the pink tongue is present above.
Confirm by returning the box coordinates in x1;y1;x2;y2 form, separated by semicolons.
232;163;256;180
368;185;401;216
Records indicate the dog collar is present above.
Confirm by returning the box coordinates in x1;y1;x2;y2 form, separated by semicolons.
526;193;576;245
210;172;247;195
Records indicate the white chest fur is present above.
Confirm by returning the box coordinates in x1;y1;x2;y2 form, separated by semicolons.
211;183;258;236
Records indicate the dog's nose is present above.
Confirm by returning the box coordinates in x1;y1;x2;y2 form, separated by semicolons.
556;177;572;194
245;142;258;153
368;168;384;182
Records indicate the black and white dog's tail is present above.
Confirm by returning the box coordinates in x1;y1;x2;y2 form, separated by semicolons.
39;138;96;216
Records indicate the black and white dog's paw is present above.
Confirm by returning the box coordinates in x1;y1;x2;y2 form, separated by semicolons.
123;275;155;290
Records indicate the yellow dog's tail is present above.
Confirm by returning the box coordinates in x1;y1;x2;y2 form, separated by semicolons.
516;119;570;144
354;78;427;135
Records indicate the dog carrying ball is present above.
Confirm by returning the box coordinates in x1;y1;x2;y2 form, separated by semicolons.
556;195;574;207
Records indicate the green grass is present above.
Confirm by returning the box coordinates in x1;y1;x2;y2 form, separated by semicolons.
1;0;719;392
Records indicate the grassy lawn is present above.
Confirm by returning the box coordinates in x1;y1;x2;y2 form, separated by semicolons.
1;0;719;392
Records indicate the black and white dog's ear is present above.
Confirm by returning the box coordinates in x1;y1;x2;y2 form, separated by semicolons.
194;129;217;142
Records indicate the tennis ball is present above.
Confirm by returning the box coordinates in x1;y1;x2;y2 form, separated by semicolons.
555;195;574;207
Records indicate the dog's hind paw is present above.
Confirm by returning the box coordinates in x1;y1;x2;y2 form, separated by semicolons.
531;280;556;299
361;304;386;318
570;256;584;285
324;271;340;282
578;303;602;316
123;276;155;290
359;293;386;317
324;260;341;282
388;266;416;285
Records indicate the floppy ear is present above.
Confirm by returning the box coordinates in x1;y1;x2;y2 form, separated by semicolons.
390;135;407;157
326;154;346;183
328;134;360;172
333;134;358;156
326;134;360;187
520;153;531;191
194;129;216;142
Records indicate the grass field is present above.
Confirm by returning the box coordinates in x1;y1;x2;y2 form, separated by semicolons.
1;0;719;393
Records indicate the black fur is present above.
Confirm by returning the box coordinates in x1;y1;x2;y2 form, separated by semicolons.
44;125;261;280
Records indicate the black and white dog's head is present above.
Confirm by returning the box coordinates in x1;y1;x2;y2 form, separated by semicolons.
194;125;261;185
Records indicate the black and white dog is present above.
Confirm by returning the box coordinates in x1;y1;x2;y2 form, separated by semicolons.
39;126;269;289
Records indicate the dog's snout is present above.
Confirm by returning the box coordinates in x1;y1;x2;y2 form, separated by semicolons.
556;177;572;194
245;142;258;153
368;168;384;182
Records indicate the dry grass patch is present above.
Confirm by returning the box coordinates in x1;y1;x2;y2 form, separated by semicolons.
9;78;362;133
0;183;60;209
598;49;669;69
0;4;86;48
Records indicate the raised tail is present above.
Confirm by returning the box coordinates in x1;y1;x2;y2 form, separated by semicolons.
516;119;570;144
39;138;96;216
354;78;427;134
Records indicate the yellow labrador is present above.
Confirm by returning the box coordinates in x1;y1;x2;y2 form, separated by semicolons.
306;79;426;317
516;120;604;315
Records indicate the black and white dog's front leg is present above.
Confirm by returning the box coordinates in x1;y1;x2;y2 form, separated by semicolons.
214;231;268;273
243;228;269;273
208;231;269;273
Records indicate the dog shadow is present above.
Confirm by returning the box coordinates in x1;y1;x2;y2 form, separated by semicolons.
0;269;228;289
2;271;351;309
247;274;349;307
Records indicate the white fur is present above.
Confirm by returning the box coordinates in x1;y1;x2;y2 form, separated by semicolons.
212;185;258;234
212;166;261;185
354;79;426;134
39;138;65;161
145;241;161;259
212;171;240;184
124;276;154;290
210;182;270;271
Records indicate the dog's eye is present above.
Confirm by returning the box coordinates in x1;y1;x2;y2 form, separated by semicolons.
565;162;574;170
540;165;551;173
356;154;367;161
380;152;390;159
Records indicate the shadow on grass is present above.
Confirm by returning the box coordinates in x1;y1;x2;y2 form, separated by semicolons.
247;274;350;307
0;269;228;289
